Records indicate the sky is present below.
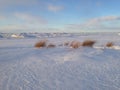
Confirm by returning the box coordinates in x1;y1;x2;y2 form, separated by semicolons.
0;0;120;32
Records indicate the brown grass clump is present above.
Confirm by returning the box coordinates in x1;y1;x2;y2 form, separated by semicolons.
47;43;56;48
106;42;114;47
82;40;96;47
34;40;47;48
70;41;81;49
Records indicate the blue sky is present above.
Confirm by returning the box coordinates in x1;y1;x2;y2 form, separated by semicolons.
0;0;120;32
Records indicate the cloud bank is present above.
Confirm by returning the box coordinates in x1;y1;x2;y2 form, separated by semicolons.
0;13;48;32
48;4;64;12
67;16;120;31
14;13;47;24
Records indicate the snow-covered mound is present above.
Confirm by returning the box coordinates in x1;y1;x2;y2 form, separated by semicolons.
0;32;73;39
0;33;120;90
0;32;119;39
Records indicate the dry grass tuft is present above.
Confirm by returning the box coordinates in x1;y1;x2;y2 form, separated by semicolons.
34;40;47;48
82;40;96;47
70;41;81;48
106;42;114;47
47;44;56;48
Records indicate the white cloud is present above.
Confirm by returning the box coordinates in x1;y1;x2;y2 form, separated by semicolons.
14;13;47;25
87;16;120;24
0;24;63;33
0;23;46;32
67;16;120;31
0;24;27;31
48;4;64;12
0;13;48;32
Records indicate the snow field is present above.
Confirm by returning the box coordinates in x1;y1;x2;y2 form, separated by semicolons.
0;33;120;90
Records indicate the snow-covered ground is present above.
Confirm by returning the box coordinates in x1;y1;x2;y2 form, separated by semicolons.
0;33;120;90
